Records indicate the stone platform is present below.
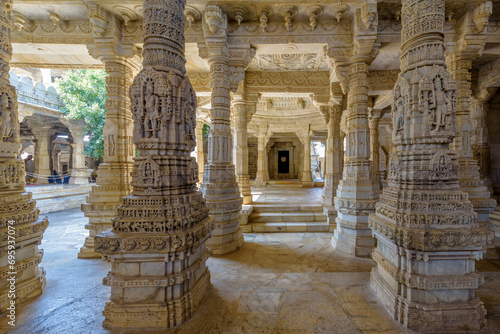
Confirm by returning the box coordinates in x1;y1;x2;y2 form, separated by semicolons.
241;186;333;233
27;183;92;214
2;207;500;333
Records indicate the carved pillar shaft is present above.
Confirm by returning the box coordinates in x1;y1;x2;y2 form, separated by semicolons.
332;61;379;257
66;122;87;185
233;101;252;204
196;120;205;183
369;0;493;331
0;0;49;316
94;0;213;329
471;100;492;189
79;57;136;258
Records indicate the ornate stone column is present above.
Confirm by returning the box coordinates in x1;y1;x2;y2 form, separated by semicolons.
200;5;243;255
368;110;382;189
369;0;493;331
233;100;253;204
30;125;52;184
0;0;49;316
255;126;270;187
79;4;140;258
62;119;87;185
332;60;380;257
299;129;314;187
321;105;343;207
196;120;205;184
94;0;213;329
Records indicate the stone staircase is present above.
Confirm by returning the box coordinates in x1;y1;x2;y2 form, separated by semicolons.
242;204;330;233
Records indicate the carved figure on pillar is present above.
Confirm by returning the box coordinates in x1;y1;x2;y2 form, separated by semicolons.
93;0;213;330
0;0;49;316
369;0;493;331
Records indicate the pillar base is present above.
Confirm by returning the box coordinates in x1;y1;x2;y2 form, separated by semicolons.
77;237;101;259
370;249;487;332
69;169;88;185
301;181;315;188
208;227;244;255
332;223;375;257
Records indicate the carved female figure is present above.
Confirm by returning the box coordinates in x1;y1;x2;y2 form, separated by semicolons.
144;83;159;138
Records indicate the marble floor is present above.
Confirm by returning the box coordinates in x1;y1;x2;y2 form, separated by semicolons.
251;186;323;205
1;205;500;333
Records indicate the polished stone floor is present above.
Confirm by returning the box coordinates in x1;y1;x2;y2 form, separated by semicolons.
2;202;500;333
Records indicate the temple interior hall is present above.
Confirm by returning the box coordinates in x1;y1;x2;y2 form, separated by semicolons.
2;0;500;333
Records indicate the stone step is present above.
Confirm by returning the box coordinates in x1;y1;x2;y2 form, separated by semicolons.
491;210;500;237
249;212;327;223
241;222;330;233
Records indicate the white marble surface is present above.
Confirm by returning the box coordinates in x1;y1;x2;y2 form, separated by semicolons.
1;208;500;333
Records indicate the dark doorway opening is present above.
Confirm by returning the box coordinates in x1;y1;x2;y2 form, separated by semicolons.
278;151;289;174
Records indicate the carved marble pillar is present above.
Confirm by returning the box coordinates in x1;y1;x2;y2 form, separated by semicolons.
321;105;343;207
196;120;205;184
471;99;493;191
233;100;252;204
448;55;496;250
31;126;52;184
94;0;213;329
332;61;380;257
0;0;49;316
63;120;87;185
299;130;314;187
369;0;493;331
200;5;243;255
255;127;270;187
368;110;382;189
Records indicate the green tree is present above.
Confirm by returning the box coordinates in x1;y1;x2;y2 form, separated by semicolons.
57;69;107;160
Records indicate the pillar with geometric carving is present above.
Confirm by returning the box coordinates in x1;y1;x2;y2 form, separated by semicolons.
332;61;380;257
321;105;343;207
196;120;205;184
255;126;270;187
233;100;253;204
94;0;213;329
200;5;243;255
0;0;49;316
368;110;382;189
369;0;493;331
79;4;140;258
299;129;314;187
30;125;52;184
448;54;496;255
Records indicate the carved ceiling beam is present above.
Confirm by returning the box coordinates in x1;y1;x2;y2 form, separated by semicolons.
476;57;500;96
86;3;141;67
372;91;392;111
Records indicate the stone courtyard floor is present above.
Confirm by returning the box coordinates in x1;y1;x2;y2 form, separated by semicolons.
1;201;500;333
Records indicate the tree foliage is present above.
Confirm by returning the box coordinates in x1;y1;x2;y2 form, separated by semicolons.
57;69;107;160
